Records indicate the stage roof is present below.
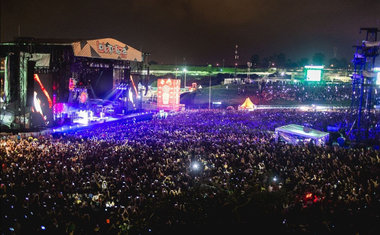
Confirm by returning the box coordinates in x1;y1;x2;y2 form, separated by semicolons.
1;37;143;62
275;124;329;139
72;38;143;62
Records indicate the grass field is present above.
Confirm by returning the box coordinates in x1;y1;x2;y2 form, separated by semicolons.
149;64;280;76
181;83;352;108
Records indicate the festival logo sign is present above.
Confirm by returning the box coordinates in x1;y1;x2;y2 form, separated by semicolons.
72;38;142;62
96;41;128;58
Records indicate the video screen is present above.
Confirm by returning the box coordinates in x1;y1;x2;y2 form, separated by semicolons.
157;79;181;111
306;69;322;81
32;74;53;127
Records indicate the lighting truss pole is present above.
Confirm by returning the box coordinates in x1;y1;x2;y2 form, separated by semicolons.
0;0;2;42
351;27;379;140
247;61;252;81
183;68;187;89
208;64;212;109
234;44;239;79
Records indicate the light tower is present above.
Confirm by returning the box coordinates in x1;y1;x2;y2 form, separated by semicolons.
350;28;380;140
247;61;252;82
234;44;239;78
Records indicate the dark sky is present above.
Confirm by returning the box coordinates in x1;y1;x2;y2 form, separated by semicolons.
1;0;380;65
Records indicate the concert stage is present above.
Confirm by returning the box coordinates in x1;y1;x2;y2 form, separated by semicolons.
0;37;147;131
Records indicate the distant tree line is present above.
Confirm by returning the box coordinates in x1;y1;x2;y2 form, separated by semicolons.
250;52;349;69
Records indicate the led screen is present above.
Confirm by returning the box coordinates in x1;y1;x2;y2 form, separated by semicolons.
157;79;180;111
306;69;322;81
32;74;53;127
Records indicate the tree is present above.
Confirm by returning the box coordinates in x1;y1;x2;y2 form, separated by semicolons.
312;53;325;65
262;57;271;68
328;57;349;68
339;58;349;69
250;54;260;67
273;53;286;68
297;58;309;67
285;59;297;68
328;58;340;68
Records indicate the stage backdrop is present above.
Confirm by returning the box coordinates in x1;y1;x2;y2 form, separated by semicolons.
157;79;180;111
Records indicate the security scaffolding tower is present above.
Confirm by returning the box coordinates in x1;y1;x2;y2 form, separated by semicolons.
350;28;380;140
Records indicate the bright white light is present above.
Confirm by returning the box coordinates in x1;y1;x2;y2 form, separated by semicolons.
41;225;46;230
305;65;324;69
183;68;187;72
74;110;89;125
129;89;134;104
33;91;46;120
306;69;322;81
191;162;200;170
273;176;277;182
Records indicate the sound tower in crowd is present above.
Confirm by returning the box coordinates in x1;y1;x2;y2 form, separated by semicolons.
350;28;380;140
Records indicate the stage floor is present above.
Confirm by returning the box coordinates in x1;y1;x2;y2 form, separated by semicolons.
51;112;154;134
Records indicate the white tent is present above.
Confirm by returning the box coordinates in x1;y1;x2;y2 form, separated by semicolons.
238;97;256;111
274;124;329;146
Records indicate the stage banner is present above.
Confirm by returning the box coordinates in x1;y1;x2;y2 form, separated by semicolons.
157;79;180;111
72;38;142;62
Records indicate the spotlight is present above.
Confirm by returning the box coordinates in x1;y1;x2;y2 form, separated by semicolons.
273;176;277;182
191;161;201;171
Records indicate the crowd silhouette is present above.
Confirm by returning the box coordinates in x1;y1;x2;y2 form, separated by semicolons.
1;110;379;234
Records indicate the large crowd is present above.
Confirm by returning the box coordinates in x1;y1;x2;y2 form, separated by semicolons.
256;82;353;105
1;110;380;234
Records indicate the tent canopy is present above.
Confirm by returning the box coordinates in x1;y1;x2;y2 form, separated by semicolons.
275;124;329;145
239;97;255;110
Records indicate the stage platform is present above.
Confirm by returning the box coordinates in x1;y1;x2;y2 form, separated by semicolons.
50;112;154;134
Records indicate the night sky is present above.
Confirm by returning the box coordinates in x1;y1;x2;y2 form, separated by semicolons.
1;0;380;65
